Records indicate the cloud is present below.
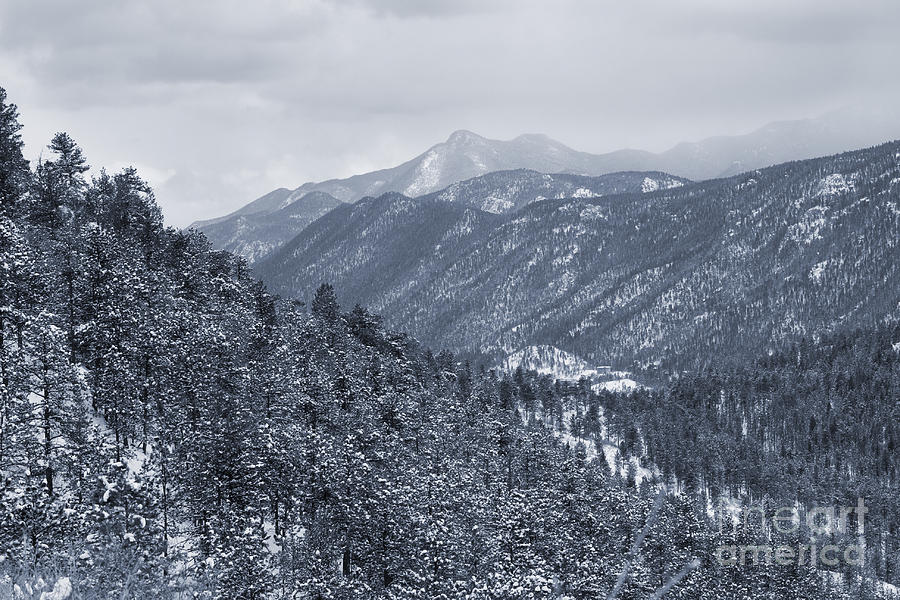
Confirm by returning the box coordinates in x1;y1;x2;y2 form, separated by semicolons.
671;0;900;44
0;0;333;106
329;0;513;18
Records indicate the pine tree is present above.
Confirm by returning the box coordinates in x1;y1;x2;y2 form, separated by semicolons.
0;87;30;213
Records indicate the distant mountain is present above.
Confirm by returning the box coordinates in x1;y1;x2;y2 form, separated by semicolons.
197;168;687;261
654;107;900;180
193;187;294;228
283;129;650;204
193;130;664;258
195;108;900;260
197;191;342;262
255;141;900;370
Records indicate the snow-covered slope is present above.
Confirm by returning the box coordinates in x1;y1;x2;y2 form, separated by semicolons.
501;345;606;380
424;169;687;214
593;378;642;393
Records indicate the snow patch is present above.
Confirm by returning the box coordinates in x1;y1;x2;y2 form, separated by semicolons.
788;205;829;244
404;150;443;197
641;177;660;193
816;173;854;197
480;197;515;214
39;578;72;600
642;176;684;193
593;378;641;393
501;345;606;380
572;187;594;199
579;205;607;221
809;260;828;283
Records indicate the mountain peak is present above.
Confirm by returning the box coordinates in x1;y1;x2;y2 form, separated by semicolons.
514;133;553;143
446;129;484;144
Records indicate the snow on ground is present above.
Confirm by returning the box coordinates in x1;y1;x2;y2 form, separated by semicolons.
555;406;658;488
641;176;685;193
579;205;607;221
42;578;73;599
556;431;600;462
572;187;595;198
788;205;829;244
641;177;661;193
593;378;641;393
882;581;900;598
501;345;606;381
817;173;855;197
126;445;151;476
809;260;829;283
480;197;515;213
263;522;283;554
404;149;442;197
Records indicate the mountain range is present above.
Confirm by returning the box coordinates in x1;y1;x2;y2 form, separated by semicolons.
254;141;900;370
194;107;900;263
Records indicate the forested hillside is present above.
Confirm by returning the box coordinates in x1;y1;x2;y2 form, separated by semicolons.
257;142;900;370
196;168;689;264
3;88;876;598
595;322;900;589
420;168;688;214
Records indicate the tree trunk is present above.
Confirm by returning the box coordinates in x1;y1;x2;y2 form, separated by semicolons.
342;547;351;577
162;444;169;557
43;373;53;498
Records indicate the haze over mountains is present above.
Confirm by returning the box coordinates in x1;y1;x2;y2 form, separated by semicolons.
198;191;343;262
194;107;900;263
255;141;900;370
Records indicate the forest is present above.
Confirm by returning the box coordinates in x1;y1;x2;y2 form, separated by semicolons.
0;85;896;599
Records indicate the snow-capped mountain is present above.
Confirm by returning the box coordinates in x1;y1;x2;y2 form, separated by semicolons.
194;109;900;260
194;128;621;230
193;129;655;260
255;141;900;369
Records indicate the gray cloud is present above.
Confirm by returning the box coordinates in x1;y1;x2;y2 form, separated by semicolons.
330;0;510;18
671;0;900;44
1;0;898;226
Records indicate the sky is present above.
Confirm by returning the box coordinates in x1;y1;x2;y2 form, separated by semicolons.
1;0;899;226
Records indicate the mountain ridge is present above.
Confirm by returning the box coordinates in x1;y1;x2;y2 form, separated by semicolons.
255;140;900;370
194;108;900;264
195;107;900;228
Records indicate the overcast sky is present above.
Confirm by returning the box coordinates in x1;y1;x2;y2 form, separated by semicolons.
2;0;899;226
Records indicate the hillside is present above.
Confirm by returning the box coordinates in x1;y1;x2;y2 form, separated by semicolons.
196;190;342;262
3;86;854;599
422;169;687;214
199;168;688;263
256;142;900;369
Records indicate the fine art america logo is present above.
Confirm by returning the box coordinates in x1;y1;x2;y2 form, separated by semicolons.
713;498;868;568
